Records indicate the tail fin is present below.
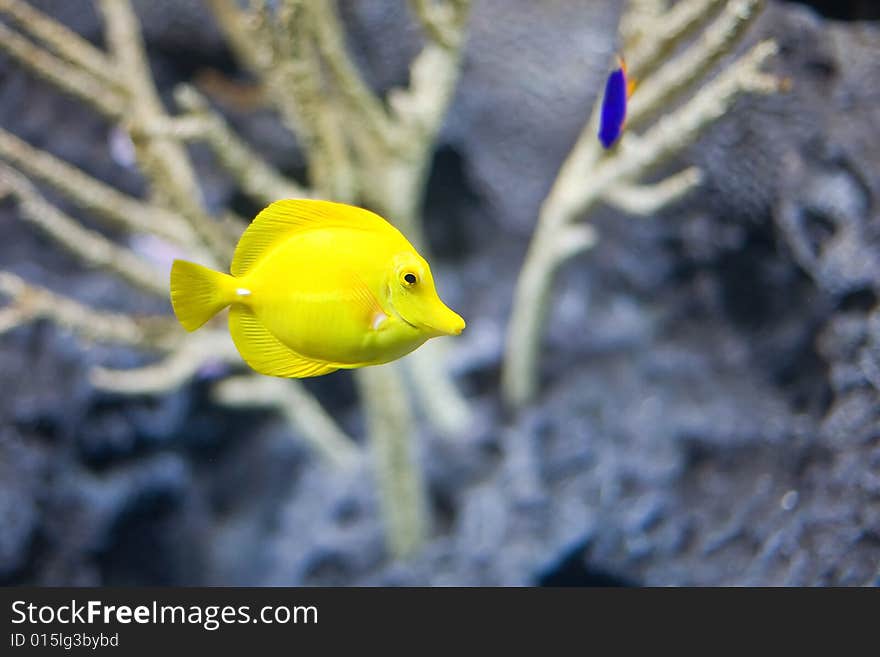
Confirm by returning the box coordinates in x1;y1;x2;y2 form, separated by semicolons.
170;259;236;331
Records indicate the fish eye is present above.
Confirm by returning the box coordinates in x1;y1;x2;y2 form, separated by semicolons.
401;272;418;287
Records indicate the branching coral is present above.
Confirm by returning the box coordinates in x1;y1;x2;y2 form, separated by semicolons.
501;0;786;409
0;0;472;558
0;0;785;559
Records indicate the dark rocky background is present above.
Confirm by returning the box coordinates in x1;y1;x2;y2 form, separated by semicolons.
1;0;879;586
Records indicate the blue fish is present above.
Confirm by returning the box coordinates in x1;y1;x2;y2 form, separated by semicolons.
598;57;635;149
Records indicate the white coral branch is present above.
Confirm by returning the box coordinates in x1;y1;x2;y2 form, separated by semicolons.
501;0;783;409
0;164;167;296
627;0;766;128
604;167;704;216
90;331;233;394
0;20;126;117
0;126;202;249
627;0;729;77
213;373;361;469
172;85;310;204
0;0;121;86
0;270;173;346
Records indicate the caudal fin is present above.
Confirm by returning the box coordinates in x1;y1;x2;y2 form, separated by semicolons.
170;259;236;331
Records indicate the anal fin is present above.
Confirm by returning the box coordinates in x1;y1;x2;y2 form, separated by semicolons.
229;305;338;378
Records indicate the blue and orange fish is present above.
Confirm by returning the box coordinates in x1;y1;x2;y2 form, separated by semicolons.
598;56;637;149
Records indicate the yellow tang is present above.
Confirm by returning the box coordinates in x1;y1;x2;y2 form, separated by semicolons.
169;199;465;378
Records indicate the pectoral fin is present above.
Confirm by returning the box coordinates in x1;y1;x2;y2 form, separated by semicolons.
229;305;338;378
343;268;386;328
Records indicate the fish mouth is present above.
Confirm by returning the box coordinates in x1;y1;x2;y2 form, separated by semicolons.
437;314;465;336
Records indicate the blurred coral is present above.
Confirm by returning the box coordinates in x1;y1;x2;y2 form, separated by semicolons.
502;0;786;408
3;0;879;587
0;0;472;558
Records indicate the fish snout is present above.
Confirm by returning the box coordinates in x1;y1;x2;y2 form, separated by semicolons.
395;293;465;337
438;308;466;336
451;314;465;335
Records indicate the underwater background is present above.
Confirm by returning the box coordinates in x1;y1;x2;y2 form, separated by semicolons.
1;0;879;586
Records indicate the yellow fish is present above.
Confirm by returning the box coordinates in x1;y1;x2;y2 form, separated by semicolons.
169;199;465;378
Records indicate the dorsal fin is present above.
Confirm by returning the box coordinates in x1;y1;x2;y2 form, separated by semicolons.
230;199;395;277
